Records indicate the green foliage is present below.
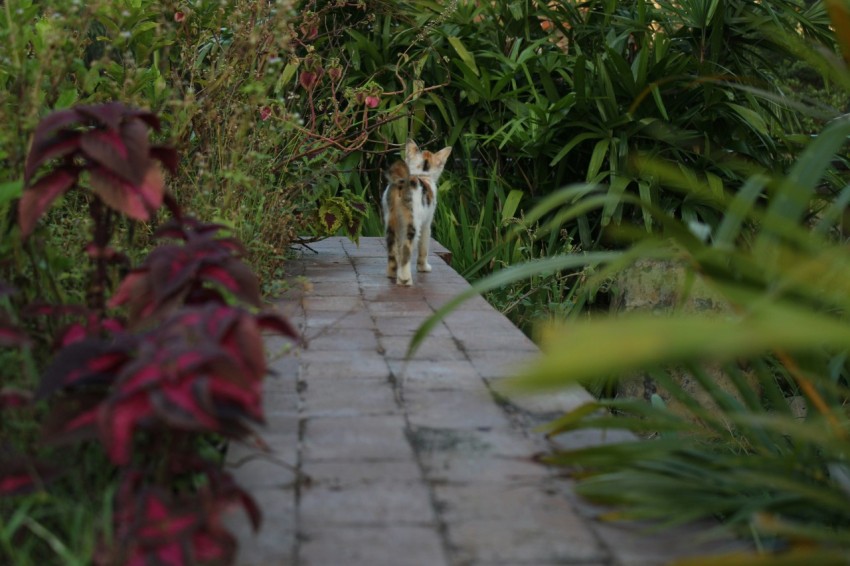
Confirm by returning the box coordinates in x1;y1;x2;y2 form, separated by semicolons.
304;0;838;332
408;2;850;559
410;8;850;559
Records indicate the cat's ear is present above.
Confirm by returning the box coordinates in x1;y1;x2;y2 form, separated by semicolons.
432;146;452;167
405;140;420;160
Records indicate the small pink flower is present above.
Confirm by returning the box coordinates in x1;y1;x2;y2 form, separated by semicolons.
364;95;380;109
174;11;185;23
260;106;272;121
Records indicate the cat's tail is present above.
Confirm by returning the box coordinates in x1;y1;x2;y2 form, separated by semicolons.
385;160;411;225
386;160;410;187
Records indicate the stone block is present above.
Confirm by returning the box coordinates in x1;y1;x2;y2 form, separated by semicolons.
302;415;414;461
299;481;435;527
404;389;512;430
299;526;445;566
300;378;399;418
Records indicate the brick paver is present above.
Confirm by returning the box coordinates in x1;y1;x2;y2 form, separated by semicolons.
225;237;742;566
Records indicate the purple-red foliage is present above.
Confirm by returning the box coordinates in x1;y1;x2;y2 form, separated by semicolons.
109;219;265;329
39;304;296;466
99;468;260;566
3;103;299;565
19;102;178;237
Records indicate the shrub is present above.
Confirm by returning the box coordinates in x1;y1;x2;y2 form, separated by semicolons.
411;3;850;559
1;102;298;565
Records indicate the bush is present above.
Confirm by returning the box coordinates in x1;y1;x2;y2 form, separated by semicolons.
411;2;850;560
1;103;298;564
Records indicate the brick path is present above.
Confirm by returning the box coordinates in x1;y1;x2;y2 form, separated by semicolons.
225;237;740;566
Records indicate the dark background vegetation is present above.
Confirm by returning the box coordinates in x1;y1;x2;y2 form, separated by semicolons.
2;0;850;563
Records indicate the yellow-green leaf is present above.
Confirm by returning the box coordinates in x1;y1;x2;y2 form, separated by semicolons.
448;36;479;77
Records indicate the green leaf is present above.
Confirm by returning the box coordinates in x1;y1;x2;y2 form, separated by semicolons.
586;138;610;181
0;179;23;206
408;252;621;357
274;61;298;94
758;114;850;245
713;174;768;249
650;84;669;121
550;132;600;166
54;88;78;110
448;36;480;77
726;103;769;136
511;303;850;392
501;190;523;224
602;175;630;226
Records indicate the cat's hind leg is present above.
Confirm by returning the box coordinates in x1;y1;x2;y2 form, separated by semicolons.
386;229;398;279
397;224;415;286
417;220;432;272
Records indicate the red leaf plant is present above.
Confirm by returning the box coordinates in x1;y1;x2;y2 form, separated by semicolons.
41;304;297;466
4;104;300;565
19;102;178;236
98;467;261;566
109;219;265;329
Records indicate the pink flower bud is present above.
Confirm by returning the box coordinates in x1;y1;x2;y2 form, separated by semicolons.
174;11;185;23
299;70;321;91
365;95;380;108
260;106;272;121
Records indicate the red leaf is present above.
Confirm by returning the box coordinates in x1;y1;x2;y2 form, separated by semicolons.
28;109;83;155
102;318;125;334
101;394;153;465
108;270;147;308
0;387;33;409
0;324;31;347
58;323;87;347
299;70;319;90
121;119;153;184
36;339;130;399
143;509;195;538
61;407;99;436
240;489;263;531
223;315;266;380
150;146;179;175
24;131;82;185
76;102;129;131
323;211;337;232
199;261;261;306
80;129;136;183
209;379;262;422
136;164;166;212
19;168;78;237
150;380;220;431
89;165;163;221
193;530;234;562
257;312;300;343
0;472;37;496
124;107;162;132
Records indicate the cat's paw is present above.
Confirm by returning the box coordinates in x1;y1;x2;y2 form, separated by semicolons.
417;261;432;272
386;266;397;278
396;277;413;286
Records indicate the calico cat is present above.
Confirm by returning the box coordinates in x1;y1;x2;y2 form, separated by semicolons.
382;141;452;286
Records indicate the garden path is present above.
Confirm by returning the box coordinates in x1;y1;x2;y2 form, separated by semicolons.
224;237;741;566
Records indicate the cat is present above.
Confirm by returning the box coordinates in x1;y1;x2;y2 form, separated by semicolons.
382;140;452;286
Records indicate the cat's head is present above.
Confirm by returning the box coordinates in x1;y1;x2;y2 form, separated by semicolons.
405;140;452;180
